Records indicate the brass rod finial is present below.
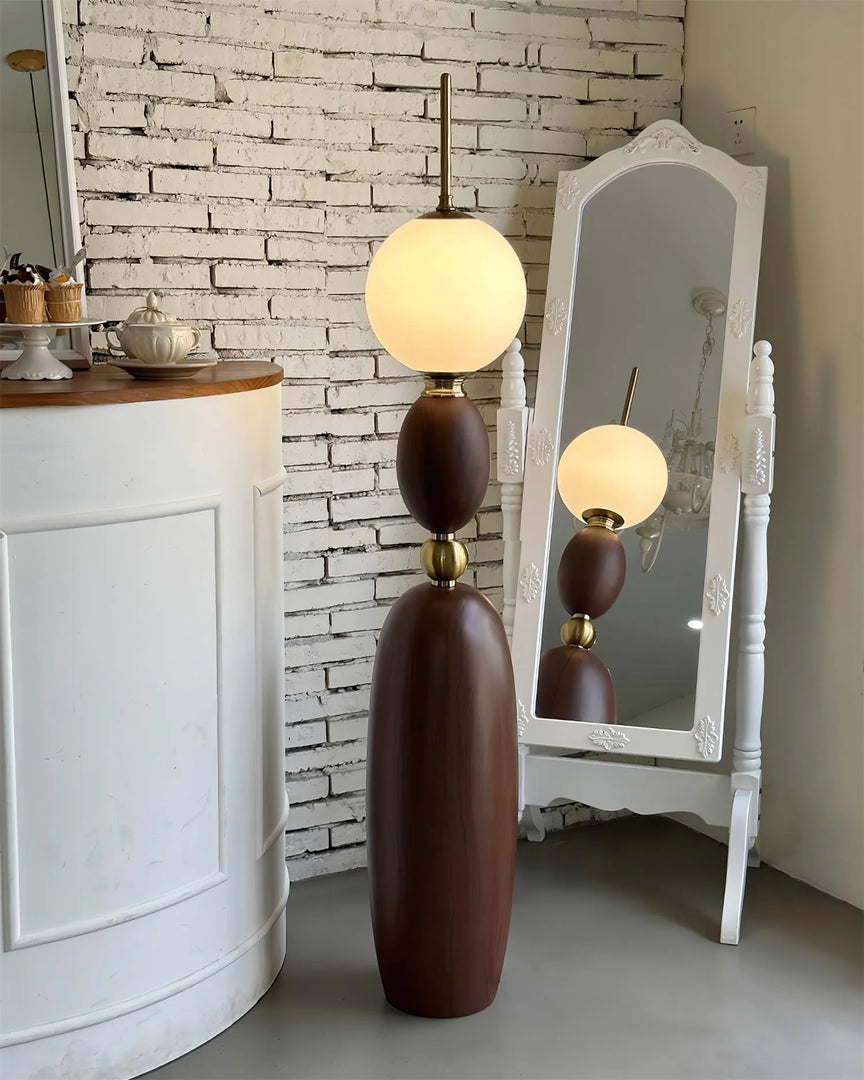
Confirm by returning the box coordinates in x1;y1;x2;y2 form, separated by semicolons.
619;366;639;426
436;72;454;212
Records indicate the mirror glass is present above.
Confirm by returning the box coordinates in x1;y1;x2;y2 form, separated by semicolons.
0;0;68;353
537;163;737;730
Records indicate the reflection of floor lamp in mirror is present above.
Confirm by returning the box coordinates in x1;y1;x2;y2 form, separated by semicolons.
6;48;59;267
363;75;527;1018
537;369;668;722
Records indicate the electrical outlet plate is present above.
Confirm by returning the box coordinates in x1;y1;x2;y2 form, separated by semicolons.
726;108;756;157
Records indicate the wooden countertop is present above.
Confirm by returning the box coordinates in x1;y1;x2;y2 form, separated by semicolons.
0;361;283;407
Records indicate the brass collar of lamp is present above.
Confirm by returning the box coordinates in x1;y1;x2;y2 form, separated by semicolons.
423;374;465;398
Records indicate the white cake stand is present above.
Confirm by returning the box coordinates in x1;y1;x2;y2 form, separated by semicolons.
1;320;101;380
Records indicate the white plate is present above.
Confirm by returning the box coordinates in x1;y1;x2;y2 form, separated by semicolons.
111;359;217;381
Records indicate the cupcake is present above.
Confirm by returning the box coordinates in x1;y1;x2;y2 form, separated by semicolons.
46;271;83;323
1;263;48;324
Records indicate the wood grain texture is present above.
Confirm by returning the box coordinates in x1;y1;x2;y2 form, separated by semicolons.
367;582;518;1018
536;645;615;724
0;361;283;408
396;395;490;533
558;524;626;618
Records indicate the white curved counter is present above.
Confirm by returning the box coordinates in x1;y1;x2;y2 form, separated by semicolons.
0;362;288;1079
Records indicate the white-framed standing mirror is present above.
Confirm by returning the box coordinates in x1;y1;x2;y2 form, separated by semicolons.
497;122;774;944
0;0;90;367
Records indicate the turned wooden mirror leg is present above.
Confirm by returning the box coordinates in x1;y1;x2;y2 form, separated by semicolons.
720;340;775;944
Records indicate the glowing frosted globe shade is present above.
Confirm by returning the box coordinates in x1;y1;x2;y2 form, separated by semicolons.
557;424;668;528
365;215;527;374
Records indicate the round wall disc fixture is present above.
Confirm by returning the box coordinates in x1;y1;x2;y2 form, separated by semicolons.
6;49;46;72
691;288;727;319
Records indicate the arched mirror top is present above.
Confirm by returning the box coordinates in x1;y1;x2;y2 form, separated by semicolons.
553;121;767;214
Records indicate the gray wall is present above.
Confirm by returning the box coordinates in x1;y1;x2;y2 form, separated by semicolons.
683;0;864;908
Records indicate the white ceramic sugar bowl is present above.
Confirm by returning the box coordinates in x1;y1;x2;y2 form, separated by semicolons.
107;292;201;365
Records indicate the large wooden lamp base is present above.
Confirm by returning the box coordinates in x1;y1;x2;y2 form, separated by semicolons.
366;386;518;1018
368;583;517;1017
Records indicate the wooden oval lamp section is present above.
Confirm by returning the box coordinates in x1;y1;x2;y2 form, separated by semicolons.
396;394;491;534
367;584;517;1017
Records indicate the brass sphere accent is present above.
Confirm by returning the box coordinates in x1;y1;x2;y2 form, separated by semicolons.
561;614;596;649
421;534;469;587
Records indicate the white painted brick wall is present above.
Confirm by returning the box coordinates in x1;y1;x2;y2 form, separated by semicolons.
65;0;684;882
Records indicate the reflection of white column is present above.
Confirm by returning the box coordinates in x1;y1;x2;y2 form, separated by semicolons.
497;338;528;641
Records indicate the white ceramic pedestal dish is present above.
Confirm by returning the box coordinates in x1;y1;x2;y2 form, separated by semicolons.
1;321;101;380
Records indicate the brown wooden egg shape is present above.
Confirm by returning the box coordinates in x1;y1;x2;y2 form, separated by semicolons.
557;523;626;618
396;394;490;534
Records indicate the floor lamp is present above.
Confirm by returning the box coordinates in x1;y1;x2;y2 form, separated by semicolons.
363;74;527;1018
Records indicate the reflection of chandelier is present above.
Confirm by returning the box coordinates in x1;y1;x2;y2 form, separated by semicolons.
637;289;726;573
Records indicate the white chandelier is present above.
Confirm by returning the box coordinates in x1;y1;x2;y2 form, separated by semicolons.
637;289;726;573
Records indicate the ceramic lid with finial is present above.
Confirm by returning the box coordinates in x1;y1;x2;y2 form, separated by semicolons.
122;291;181;326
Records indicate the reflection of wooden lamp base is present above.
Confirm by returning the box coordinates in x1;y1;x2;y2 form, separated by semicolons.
537;519;626;723
537;645;615;723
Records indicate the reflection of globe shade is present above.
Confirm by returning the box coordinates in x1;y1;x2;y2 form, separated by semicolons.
365;215;526;374
557;424;668;528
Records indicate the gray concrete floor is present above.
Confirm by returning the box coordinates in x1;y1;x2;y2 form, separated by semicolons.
148;817;863;1080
